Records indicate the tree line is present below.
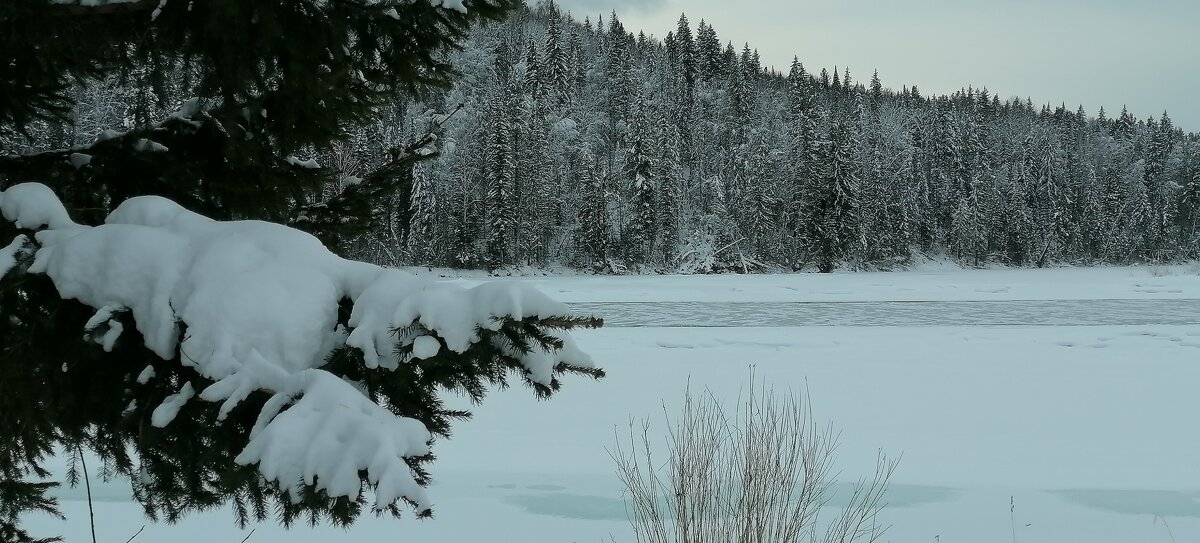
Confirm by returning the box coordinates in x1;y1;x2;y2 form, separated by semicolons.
8;2;1199;273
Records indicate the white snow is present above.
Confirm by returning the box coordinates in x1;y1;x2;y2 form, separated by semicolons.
150;381;194;428
97;129;122;141
67;153;92;169
0;182;78;230
84;305;125;351
151;0;168;19
285;155;321;169
346;275;591;381
136;365;156;384
132;138;168;153
411;335;440;359
429;0;467;13
97;320;123;351
23;266;1200;542
1;183;594;513
234;370;433;509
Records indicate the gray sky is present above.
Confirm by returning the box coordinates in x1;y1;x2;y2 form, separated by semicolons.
554;0;1200;131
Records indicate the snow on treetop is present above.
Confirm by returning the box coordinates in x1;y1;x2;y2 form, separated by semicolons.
0;182;596;512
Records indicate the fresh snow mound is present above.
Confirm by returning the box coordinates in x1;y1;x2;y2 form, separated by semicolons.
0;182;594;512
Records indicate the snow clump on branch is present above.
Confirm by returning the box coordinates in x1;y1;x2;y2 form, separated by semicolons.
0;182;597;512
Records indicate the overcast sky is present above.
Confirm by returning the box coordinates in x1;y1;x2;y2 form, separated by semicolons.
552;0;1199;131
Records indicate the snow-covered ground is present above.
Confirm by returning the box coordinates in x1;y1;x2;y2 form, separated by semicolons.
27;265;1200;542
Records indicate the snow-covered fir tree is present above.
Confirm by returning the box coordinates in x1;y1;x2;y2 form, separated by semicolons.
407;162;437;264
576;149;611;270
485;90;519;270
0;2;608;541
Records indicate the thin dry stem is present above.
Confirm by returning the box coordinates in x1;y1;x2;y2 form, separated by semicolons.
612;382;896;543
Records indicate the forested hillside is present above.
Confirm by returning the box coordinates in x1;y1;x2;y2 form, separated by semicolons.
7;2;1199;273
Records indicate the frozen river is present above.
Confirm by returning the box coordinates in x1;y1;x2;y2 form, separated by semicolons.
570;298;1200;327
26;266;1200;543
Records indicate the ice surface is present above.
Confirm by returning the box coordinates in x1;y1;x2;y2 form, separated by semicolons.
21;265;1200;541
29;311;1200;543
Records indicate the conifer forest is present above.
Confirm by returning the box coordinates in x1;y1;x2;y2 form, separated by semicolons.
7;2;1199;274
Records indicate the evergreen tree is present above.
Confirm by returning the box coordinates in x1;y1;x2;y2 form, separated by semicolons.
742;137;780;260
657;121;683;266
1111;106;1136;140
933;104;968;231
949;195;987;265
1180;151;1200;250
1144;112;1178;258
695;20;722;80
804;111;861;272
521;105;554;265
542;17;570;103
869;70;883;111
0;2;613;541
485;91;518;270
576;150;610;269
407;162;437;265
786;59;820;267
625;99;657;265
524;39;542;99
568;27;586;93
673;14;698;93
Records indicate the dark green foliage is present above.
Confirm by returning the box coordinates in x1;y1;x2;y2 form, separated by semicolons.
485;89;518;270
576;150;610;270
2;0;517;243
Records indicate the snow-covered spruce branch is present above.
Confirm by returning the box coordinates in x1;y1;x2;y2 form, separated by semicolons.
0;181;602;513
